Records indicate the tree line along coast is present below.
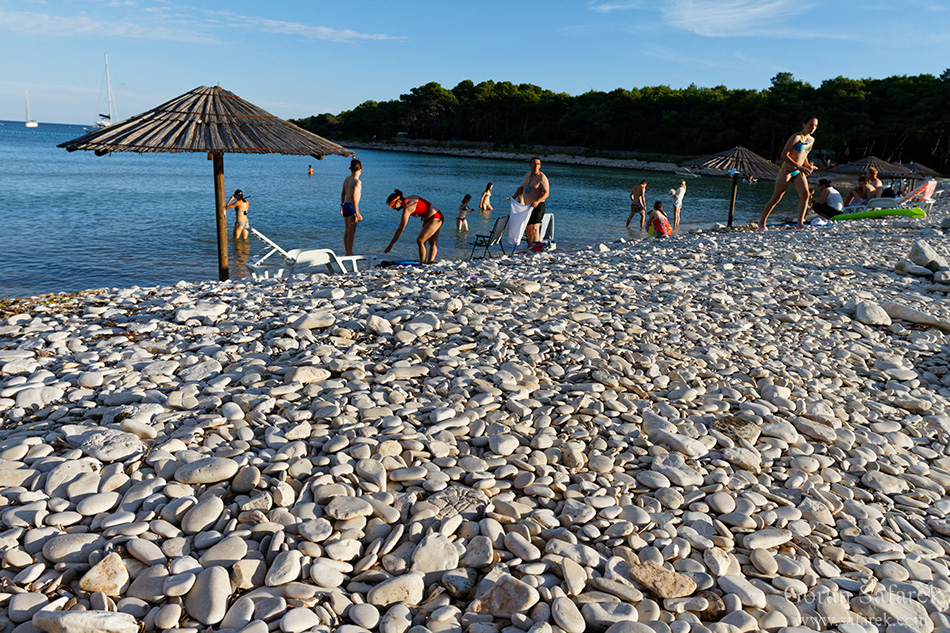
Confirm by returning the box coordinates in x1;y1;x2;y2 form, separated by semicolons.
292;71;950;172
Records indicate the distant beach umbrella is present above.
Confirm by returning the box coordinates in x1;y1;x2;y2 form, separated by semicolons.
681;146;780;226
59;85;354;281
828;155;912;179
905;161;941;177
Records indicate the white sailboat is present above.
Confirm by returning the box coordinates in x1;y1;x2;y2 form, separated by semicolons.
25;90;38;128
93;53;118;129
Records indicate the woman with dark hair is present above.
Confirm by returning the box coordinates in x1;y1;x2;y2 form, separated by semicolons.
479;182;494;211
757;115;818;231
225;189;249;240
384;189;444;264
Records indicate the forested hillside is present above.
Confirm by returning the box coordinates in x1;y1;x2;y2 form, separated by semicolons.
294;72;950;169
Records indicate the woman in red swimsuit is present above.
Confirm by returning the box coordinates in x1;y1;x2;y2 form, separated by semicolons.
384;189;444;264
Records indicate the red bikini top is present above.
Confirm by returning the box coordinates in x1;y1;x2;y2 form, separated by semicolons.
409;197;432;217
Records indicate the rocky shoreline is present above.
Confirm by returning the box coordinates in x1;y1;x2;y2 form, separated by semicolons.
1;205;950;633
346;141;683;174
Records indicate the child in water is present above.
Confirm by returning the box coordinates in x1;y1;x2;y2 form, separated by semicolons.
457;194;474;231
647;201;672;238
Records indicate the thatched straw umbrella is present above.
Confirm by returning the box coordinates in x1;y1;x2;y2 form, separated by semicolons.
828;155;912;179
59;86;354;281
682;146;780;226
905;161;940;177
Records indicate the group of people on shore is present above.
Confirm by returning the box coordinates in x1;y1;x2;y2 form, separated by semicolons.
226;157;550;265
229;116;893;263
626;179;686;238
346;157;550;264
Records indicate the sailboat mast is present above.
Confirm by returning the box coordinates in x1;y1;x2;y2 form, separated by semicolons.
104;53;117;123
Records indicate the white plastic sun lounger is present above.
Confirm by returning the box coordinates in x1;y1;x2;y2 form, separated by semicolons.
248;228;366;279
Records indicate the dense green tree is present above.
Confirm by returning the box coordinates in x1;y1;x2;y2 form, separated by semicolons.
292;71;950;171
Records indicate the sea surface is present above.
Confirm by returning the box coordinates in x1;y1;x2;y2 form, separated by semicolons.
1;121;797;299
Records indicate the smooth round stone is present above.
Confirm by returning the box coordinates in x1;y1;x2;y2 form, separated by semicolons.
199;535;248;567
232;466;261;493
552;596;585;633
744;528;792;550
3;548;33;568
174;457;239;484
42;533;104;564
489;434;519;456
298;519;333;543
325;496;374;520
164;572;196;597
8;592;48;623
265;550;303;586
181;496;225;534
389;467;428;482
348;603;380;629
707;492;737;514
636;471;671;489
310;562;345;588
280;607;321;633
77;491;121;516
220;401;245;420
367;573;425;606
750;549;778;576
155;604;183;630
126;538;168;565
32;610;139;633
184;566;230;625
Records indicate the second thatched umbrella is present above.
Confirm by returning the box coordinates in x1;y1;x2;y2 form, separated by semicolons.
59;85;354;281
905;161;941;177
829;155;912;179
682;146;780;226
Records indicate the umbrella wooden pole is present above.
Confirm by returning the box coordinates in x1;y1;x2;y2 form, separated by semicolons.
727;173;739;227
212;152;229;281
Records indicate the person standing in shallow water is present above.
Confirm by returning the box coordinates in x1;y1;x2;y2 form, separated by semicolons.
670;180;686;231
384;189;444;264
226;189;249;240
340;158;363;256
758;116;818;231
479;183;494;212
514;158;549;245
627;180;647;230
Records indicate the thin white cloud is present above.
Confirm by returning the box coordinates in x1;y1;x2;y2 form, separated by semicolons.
662;0;812;37
589;0;641;13
230;16;404;43
0;3;403;44
0;9;213;42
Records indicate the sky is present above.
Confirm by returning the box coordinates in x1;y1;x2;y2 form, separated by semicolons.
3;0;949;125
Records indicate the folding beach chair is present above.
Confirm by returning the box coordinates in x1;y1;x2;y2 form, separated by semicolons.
470;216;509;259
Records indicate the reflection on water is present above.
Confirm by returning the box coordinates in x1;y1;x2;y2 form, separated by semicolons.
231;237;251;281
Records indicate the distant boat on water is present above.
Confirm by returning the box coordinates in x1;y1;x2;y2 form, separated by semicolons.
24;90;38;128
88;53;118;131
674;167;700;178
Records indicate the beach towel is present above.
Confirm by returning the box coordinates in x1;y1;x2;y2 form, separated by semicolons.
647;214;672;238
507;200;532;247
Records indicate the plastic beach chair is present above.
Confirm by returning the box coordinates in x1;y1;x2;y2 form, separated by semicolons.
470;216;509;259
898;180;937;206
248;228;364;278
288;248;364;274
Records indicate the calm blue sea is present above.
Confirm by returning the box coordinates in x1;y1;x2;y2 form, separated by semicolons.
0;121;791;299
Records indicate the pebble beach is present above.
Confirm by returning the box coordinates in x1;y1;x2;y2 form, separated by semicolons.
1;203;950;633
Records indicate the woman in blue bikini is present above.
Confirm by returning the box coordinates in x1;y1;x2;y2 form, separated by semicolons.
757;116;818;231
